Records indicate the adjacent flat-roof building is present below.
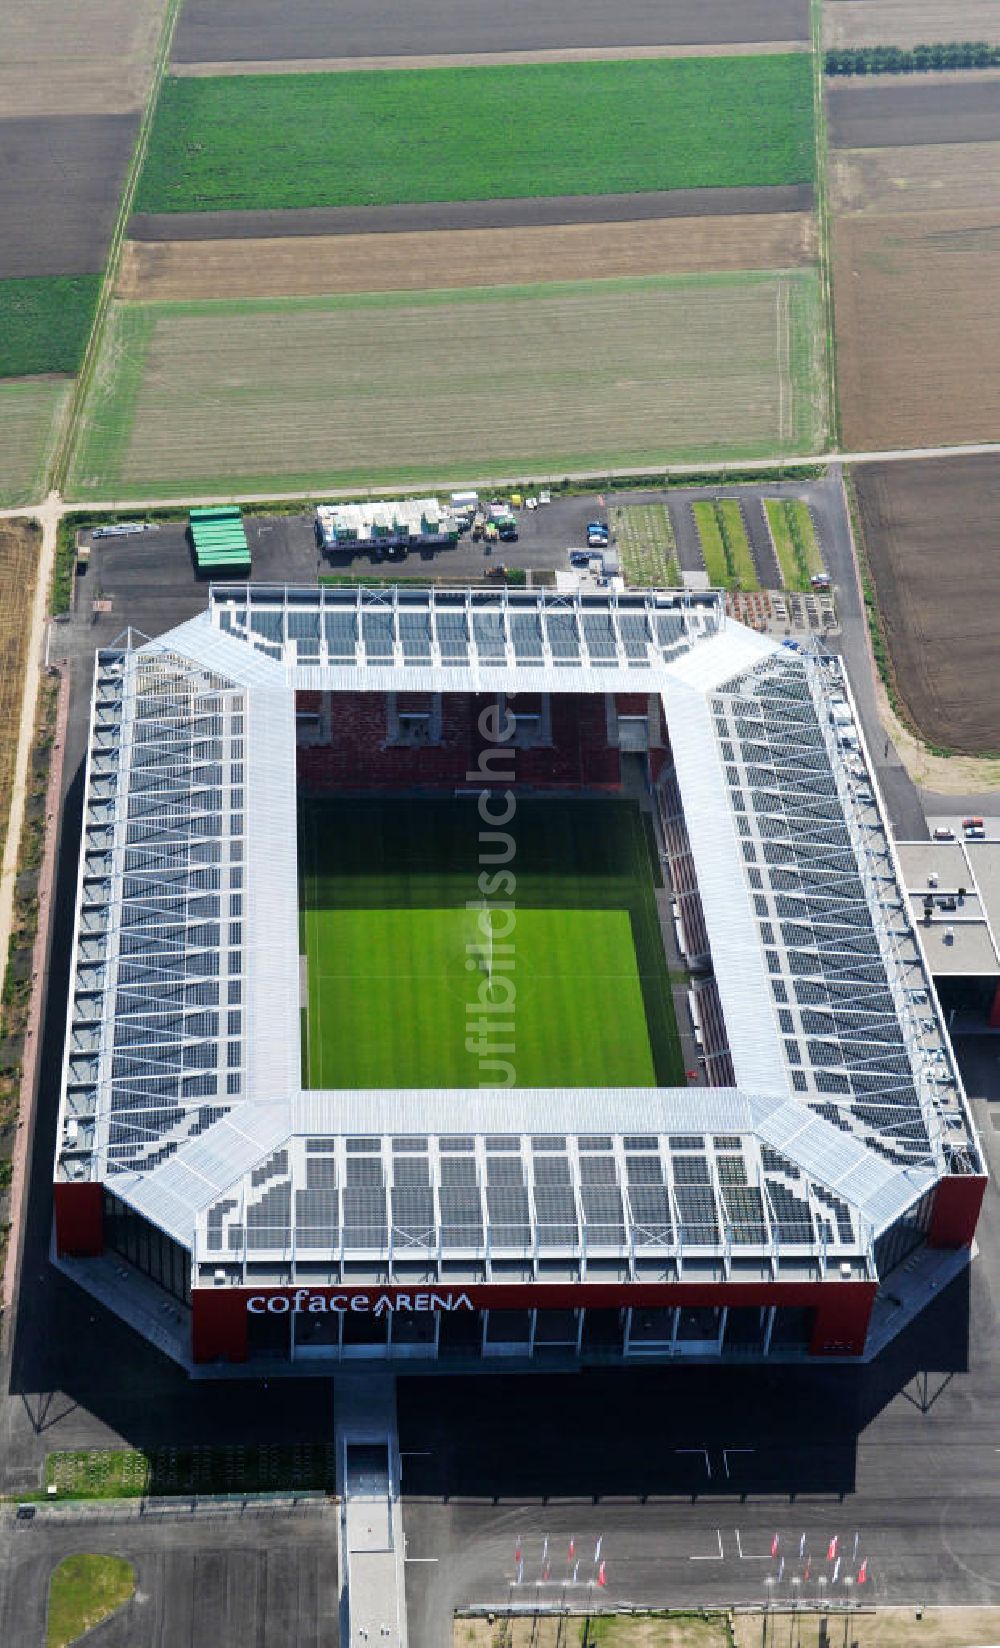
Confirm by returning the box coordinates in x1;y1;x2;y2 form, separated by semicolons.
52;586;985;1371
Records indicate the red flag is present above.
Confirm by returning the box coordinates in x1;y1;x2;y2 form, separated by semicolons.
804;1561;811;1582
827;1536;838;1562
515;1539;522;1564
597;1561;607;1588
858;1559;868;1585
542;1562;550;1582
568;1538;575;1561
771;1534;779;1557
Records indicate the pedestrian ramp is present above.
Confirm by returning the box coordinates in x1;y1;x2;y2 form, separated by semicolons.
336;1375;407;1645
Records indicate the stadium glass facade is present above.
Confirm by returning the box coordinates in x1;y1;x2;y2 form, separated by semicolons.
52;587;986;1371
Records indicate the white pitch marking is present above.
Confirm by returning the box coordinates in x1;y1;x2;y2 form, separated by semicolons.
723;1448;754;1479
735;1528;771;1561
676;1447;712;1479
404;1557;439;1563
690;1529;724;1561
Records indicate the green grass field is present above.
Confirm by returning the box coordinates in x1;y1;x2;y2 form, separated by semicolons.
67;272;825;499
692;500;759;591
0;274;100;377
0;376;70;506
46;1555;135;1648
764;497;825;590
300;797;682;1090
136;56;815;213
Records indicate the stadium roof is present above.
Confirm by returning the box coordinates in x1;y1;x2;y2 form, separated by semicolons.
57;585;982;1289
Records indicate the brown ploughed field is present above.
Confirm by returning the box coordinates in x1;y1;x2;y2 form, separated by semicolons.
852;457;1000;755
117;213;817;302
0;0;169;116
834;207;1000;449
0;114;140;280
172;0;809;64
830;141;1000;217
128;186;815;244
824;1;1000;50
828;76;1000;151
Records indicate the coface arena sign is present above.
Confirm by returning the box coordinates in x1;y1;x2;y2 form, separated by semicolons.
246;1289;475;1317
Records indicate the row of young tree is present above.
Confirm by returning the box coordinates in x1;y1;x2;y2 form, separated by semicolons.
826;41;1000;75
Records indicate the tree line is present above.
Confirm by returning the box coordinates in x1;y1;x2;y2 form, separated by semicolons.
826;41;1000;74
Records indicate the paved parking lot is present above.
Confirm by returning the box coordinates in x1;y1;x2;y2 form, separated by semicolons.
0;1505;339;1648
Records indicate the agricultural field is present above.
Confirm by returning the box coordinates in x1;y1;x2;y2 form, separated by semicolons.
172;0;811;66
851;455;1000;754
0;379;71;508
611;504;681;587
0;113;141;280
833;208;1000;448
128;184;817;241
823;1;1000;51
0;521;42;863
67;272;825;499
0;275;101;377
300;796;682;1089
764;498;824;590
117;212;817;301
692;500;759;590
830;141;1000;217
829;70;1000;448
0;0;169;116
135;57;815;214
827;77;1000;151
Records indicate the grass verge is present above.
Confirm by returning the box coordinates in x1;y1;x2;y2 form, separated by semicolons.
0;674;58;1293
136;56;815;213
46;1555;135;1648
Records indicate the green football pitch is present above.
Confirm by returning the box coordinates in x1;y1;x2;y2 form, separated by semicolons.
299;796;683;1090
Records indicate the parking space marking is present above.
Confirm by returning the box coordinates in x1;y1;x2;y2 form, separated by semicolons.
676;1447;712;1479
689;1529;724;1562
735;1528;772;1560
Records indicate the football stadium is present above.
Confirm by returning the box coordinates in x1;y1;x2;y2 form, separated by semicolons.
52;584;985;1370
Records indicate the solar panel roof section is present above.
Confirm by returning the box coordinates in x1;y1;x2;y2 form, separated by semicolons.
662;650;792;1101
206;585;726;692
708;646;973;1175
87;642;255;1181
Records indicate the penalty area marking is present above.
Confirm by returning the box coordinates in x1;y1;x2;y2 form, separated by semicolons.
690;1529;724;1561
723;1448;755;1479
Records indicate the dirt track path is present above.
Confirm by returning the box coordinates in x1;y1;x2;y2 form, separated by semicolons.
171;40;809;75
